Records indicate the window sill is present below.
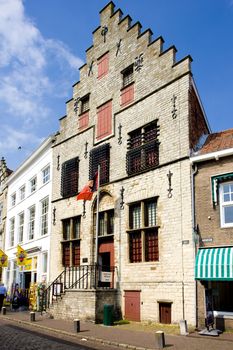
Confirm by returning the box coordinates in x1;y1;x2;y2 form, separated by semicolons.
214;311;233;319
120;81;135;91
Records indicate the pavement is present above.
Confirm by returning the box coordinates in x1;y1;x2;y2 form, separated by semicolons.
1;309;233;350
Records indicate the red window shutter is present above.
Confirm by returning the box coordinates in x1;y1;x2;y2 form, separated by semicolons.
78;111;89;131
97;101;112;140
98;53;109;79
72;242;80;266
121;84;134;107
62;243;70;267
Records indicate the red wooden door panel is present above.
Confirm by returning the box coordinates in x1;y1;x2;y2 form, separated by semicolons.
159;303;171;324
125;291;140;321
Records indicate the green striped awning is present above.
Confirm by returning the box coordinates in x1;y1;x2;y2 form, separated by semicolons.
195;247;233;281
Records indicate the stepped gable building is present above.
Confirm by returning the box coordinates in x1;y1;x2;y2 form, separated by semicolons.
191;128;233;330
0;158;12;280
50;1;210;325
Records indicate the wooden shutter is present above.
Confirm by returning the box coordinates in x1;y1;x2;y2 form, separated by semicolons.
145;229;159;262
98;52;109;79
61;157;79;197
89;144;110;185
62;242;70;267
72;242;80;266
121;84;134;107
96;101;112;140
129;232;142;263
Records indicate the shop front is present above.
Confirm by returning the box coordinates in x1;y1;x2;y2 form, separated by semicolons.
195;246;233;330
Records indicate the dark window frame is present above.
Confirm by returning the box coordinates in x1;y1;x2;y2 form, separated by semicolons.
61;216;81;267
122;64;134;88
61;157;79;198
89;144;110;185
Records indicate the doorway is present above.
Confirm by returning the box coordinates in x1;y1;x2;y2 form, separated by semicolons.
24;272;31;289
159;302;172;324
125;291;141;321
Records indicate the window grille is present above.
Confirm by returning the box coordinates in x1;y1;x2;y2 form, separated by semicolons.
126;121;159;175
145;229;159;262
89;144;110;185
61;157;79;197
129;231;142;263
80;95;90;114
122;65;134;87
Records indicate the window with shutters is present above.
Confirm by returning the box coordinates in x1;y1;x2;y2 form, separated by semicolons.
79;95;90;131
121;65;134;107
96;101;112;140
61;157;79;198
89;144;110;185
61;216;81;267
128;198;159;263
126;121;159;176
97;52;109;79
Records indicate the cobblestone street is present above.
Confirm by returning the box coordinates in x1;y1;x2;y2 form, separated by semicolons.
0;319;119;350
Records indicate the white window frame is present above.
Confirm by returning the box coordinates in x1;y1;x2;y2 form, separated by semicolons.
30;176;37;193
19;185;26;201
0;202;3;224
220;182;233;228
28;205;35;240
11;192;16;207
9;217;15;246
18;212;24;243
40;197;49;236
42;166;50;184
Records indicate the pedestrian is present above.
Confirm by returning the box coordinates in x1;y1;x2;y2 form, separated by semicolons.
0;282;7;312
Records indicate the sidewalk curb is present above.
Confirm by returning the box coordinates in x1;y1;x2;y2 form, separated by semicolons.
0;315;154;350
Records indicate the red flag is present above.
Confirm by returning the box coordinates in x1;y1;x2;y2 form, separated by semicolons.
77;172;98;201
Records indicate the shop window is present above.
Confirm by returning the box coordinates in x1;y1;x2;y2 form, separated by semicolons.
61;157;79;198
9;217;15;246
89;143;110;185
121;65;134;107
96;101;112;140
128;198;158;263
61;216;81;267
40;197;49;236
42;166;50;184
220;182;233;227
28;205;35;240
97;52;109;79
18;212;24;243
126;121;159;175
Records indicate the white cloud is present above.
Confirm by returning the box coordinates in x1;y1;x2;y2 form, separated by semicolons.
0;0;83;128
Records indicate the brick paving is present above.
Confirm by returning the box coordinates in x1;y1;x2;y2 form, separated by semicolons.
1;310;233;350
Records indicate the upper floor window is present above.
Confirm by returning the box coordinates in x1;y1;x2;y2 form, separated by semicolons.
128;198;159;263
28;205;35;240
80;95;90;114
89;144;110;185
30;177;37;193
0;202;3;224
61;216;81;267
220;183;233;227
97;52;109;79
11;193;16;207
122;65;134;88
9;217;15;246
19;185;25;201
42;166;50;184
61;157;79;198
40;197;49;236
18;212;24;243
126;121;159;176
96;101;112;140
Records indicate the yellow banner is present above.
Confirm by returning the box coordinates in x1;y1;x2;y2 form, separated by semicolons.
24;258;32;271
17;245;27;266
0;249;8;267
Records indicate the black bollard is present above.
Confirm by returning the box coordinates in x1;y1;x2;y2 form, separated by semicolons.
2;307;6;315
74;319;80;332
30;312;36;322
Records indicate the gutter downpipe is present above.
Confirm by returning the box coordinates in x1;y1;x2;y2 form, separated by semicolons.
191;162;198;328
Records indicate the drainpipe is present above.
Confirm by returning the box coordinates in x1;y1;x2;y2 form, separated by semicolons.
191;163;198;328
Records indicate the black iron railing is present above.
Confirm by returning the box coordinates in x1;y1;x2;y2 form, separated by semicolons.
41;265;117;312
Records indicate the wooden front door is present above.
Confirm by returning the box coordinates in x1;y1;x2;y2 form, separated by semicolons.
159;303;171;324
125;291;141;321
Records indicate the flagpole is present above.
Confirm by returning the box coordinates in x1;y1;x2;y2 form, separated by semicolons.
95;165;100;266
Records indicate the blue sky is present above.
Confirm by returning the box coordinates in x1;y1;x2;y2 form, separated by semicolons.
1;0;233;170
